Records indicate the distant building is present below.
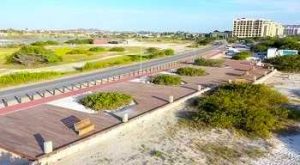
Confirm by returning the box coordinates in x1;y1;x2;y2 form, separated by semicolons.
93;38;110;44
284;25;300;36
267;48;298;59
209;30;232;39
233;18;284;38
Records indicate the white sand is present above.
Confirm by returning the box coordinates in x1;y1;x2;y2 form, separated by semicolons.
47;92;97;114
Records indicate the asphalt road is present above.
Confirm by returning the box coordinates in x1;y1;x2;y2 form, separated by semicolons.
0;45;223;102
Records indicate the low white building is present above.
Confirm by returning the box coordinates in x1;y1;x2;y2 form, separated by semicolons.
267;48;298;59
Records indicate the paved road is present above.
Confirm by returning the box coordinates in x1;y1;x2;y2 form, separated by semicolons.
0;45;223;102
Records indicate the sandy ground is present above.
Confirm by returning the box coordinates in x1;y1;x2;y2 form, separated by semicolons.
251;72;300;165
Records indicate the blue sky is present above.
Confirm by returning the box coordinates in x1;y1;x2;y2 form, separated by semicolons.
0;0;299;32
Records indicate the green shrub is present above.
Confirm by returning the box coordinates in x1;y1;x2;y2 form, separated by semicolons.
191;83;290;138
89;47;106;52
146;47;160;54
194;58;224;67
109;47;125;52
232;51;251;60
65;38;93;44
176;67;206;76
164;48;175;56
31;40;59;46
146;48;175;59
0;72;64;88
79;92;133;111
66;49;91;55
7;46;62;65
265;55;300;72
151;74;182;86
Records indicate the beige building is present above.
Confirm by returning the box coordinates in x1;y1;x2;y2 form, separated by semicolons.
233;18;284;38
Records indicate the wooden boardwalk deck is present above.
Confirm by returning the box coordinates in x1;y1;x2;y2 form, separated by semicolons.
0;60;268;160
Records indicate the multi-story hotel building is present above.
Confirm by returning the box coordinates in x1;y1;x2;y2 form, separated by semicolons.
233;18;284;38
284;25;300;36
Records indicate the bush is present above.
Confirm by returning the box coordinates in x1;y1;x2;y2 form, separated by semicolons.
191;84;290;138
164;49;175;56
232;51;251;60
0;72;63;87
65;38;93;44
194;58;224;67
109;47;125;52
89;47;106;52
151;74;182;86
176;67;206;76
146;47;175;58
265;55;300;72
79;92;133;111
31;40;59;46
146;47;160;54
7;46;62;65
66;49;91;55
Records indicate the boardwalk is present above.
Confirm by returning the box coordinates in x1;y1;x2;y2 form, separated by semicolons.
0;60;268;160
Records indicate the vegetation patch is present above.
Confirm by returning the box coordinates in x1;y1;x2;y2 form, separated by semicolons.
265;55;300;73
189;83;295;138
176;67;206;76
196;37;216;46
194;58;224;67
65;38;93;44
109;47;126;52
151;74;182;86
146;47;175;58
150;150;166;159
89;47;106;52
252;37;300;53
7;46;62;65
232;51;251;60
66;49;91;55
0;72;64;88
31;40;59;46
79;92;133;111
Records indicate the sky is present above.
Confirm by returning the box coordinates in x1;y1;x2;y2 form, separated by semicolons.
0;0;299;32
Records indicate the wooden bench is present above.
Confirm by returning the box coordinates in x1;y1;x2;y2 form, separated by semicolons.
74;118;95;136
